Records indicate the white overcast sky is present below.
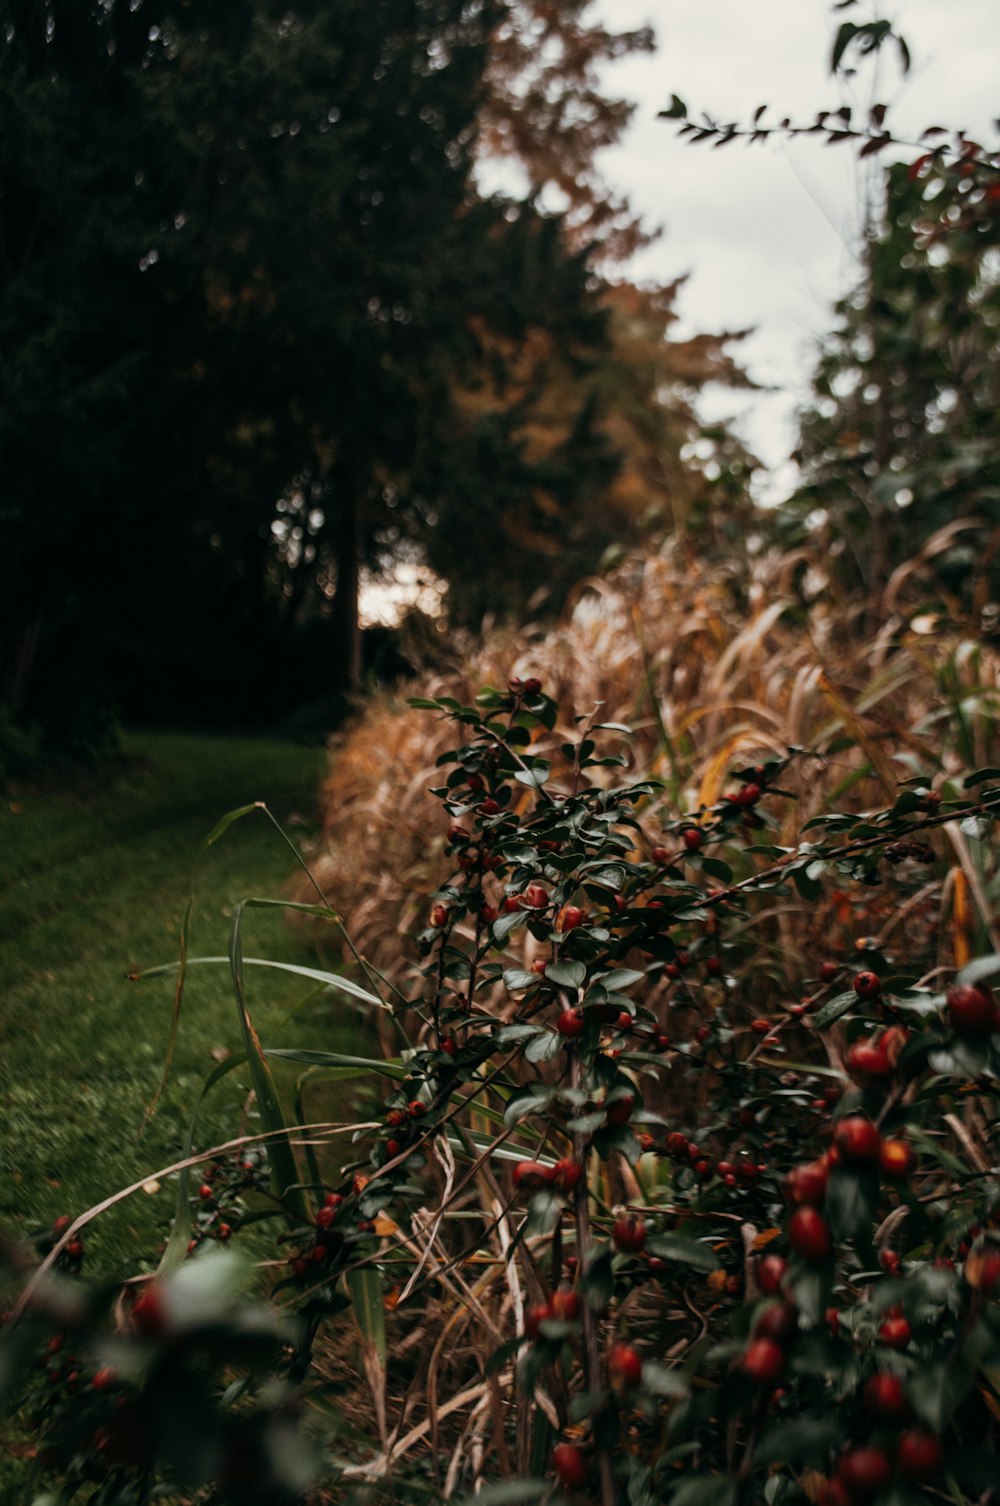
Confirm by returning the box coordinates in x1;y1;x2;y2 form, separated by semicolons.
592;0;1000;495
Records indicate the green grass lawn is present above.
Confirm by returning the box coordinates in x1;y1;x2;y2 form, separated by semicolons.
0;731;366;1276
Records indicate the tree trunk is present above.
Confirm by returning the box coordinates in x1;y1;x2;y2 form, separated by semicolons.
331;465;363;694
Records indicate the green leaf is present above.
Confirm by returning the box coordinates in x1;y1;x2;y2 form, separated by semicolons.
755;1414;844;1466
964;768;1000;787
811;990;857;1029
581;1247;614;1311
642;1361;688;1398
956;954;1000;987
546;961;586;989
825;1167;878;1242
348;1267;387;1366
503;968;537;992
228;905;306;1221
582;862;627;891
908;1361;972;1432
135;954;384;1007
494;911;527;941
659;93;688;119
646;1235;720;1272
503;1086;552;1129
525;1032;562;1064
454;1482;546;1506
599;968;645;990
670;1476;736;1506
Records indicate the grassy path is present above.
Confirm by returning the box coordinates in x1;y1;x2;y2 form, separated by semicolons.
0;732;361;1273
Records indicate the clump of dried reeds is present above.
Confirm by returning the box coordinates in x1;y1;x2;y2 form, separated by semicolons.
298;522;996;993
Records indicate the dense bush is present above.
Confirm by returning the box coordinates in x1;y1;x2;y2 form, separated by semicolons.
3;665;999;1503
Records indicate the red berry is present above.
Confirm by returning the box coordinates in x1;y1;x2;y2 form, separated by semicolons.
65;1239;84;1260
549;1289;580;1322
51;1215;71;1236
553;1158;584;1194
753;1301;798;1346
666;1132;687;1156
946;982;998;1037
605;1093;635;1126
853;970;881;999
447;824;470;843
531;958;548;975
826;1307;841;1338
324;1192;344;1209
742;1338;786;1385
612;1216;647;1253
836;1447;892;1501
751;1018;771;1035
556;1008;585;1037
91;1366;115;1390
552;1443;588;1489
503;895;522;913
786;1159;829;1207
820;962;839;983
440;1036;457;1055
525;1301;552;1340
217;1223;231;1241
522;883;548;910
877;1315;911;1350
880;1250;901;1276
608;1341;643;1388
522;677;542;696
818;1482;850;1506
198;1183;213;1200
131;1285;168;1337
833;1116;881;1163
384;1139;401;1158
429;904;449;928
480;903;499;923
513;1161;554;1192
788;1208;833;1261
480;797;500;815
864;1372;907;1419
408;1101;426;1118
682;828;703;852
845;1040;893;1084
895;1430;943;1482
560;905;586;931
386;1109;407;1128
316;1206;338;1229
651;846;670;864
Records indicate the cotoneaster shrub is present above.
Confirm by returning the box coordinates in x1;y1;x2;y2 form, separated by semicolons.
2;678;999;1504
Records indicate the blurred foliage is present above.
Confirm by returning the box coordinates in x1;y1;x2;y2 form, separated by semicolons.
789;154;1000;608
0;0;748;738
